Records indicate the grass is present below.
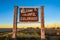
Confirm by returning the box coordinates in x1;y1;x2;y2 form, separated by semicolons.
17;32;40;38
0;28;60;40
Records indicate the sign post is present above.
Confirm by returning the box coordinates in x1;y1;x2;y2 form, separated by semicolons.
12;6;18;40
12;6;45;40
40;6;45;40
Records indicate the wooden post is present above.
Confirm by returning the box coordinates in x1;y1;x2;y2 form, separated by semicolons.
40;6;45;40
12;6;18;40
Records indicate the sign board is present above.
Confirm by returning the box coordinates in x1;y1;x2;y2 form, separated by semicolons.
20;8;38;22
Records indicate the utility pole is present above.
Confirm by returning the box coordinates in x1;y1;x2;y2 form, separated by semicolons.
40;6;45;40
12;6;18;40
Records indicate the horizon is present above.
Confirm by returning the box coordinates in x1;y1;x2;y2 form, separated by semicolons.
0;23;60;28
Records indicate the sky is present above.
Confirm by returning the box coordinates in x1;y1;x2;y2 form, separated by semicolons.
0;0;60;28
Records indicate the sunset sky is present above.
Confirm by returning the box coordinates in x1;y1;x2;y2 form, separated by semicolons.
0;0;60;28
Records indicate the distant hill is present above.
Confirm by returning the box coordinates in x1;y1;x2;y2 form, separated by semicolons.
0;28;12;32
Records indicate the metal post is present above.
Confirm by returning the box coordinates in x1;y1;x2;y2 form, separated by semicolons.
40;6;45;40
12;6;18;40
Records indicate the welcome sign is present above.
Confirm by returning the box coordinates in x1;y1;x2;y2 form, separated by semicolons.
20;8;38;22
